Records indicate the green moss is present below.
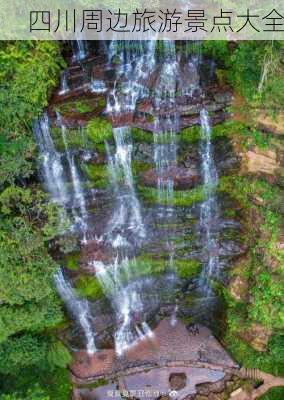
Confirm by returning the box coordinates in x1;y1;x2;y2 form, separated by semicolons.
55;97;106;116
83;163;108;188
179;126;201;143
65;253;80;271
128;255;166;278
50;127;93;151
131;127;153;143
132;161;152;178
75;276;104;300
175;259;202;280
139;185;205;206
86;118;113;144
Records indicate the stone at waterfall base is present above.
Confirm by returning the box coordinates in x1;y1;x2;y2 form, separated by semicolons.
71;319;238;400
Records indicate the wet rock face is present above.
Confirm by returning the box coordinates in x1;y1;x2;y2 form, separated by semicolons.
142;166;200;190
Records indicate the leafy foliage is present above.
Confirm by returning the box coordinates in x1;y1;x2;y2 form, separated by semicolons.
86;117;113;144
0;41;70;399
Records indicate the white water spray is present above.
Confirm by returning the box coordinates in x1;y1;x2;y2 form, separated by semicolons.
54;269;96;355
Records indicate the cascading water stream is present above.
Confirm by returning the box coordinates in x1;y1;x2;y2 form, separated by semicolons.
106;40;156;114
94;124;155;354
153;41;179;210
91;41;160;354
72;39;88;62
56;113;88;241
54;269;96;355
151;41;180;324
198;109;220;296
35;113;96;353
94;258;155;355
33;113;68;207
105;126;146;247
59;70;69;95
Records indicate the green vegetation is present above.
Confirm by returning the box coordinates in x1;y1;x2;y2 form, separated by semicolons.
0;39;283;398
259;388;284;400
51;126;95;151
128;255;166;277
75;275;104;300
65;252;80;271
219;175;284;377
174;259;202;280
86;117;113;144
139;184;205;206
179;121;239;144
0;42;71;399
55;97;106;116
83;163;109;188
131;127;153;143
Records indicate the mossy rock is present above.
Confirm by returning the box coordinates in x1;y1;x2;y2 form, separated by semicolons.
55;98;106;116
179;120;244;145
75;276;104;300
50;127;94;151
86;118;113;144
131;127;153;143
175;259;202;280
65;252;80;271
138;185;205;206
179;126;201;143
83;163;108;189
128;255;167;278
132;161;152;178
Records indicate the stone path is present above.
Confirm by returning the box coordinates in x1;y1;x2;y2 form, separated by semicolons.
71;319;239;400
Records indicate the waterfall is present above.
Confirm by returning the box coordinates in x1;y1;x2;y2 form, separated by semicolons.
153;115;178;209
152;41;179;213
56;113;88;241
94;258;155;356
105;126;145;248
72;39;88;62
54;269;96;355
106;40;156;114
33;114;68;206
94;42;159;354
59;71;69;95
198;109;220;295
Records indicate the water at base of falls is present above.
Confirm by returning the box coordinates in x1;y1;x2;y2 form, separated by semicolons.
94;257;157;356
198;109;220;296
54;269;96;355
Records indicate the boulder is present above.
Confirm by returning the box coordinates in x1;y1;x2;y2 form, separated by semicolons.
245;148;280;176
239;323;272;352
256;111;284;136
228;275;248;302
